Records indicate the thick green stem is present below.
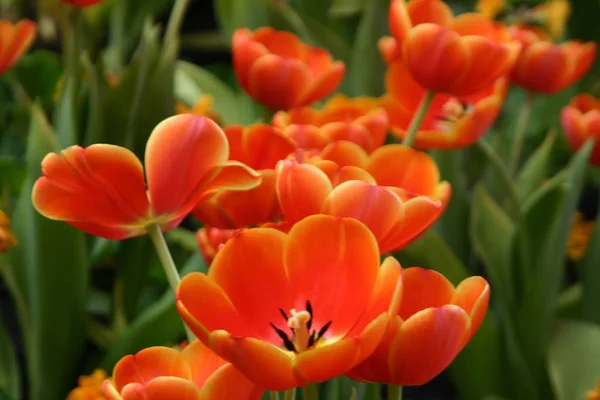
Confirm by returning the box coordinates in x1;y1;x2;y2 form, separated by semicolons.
164;0;191;48
402;90;435;147
508;92;535;176
147;224;197;342
388;384;402;400
269;391;279;400
302;383;319;400
283;388;296;400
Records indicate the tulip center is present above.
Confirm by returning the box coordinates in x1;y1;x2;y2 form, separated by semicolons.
436;98;473;132
270;301;332;353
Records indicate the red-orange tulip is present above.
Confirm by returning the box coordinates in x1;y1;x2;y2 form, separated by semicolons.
272;94;389;153
176;215;401;391
0;20;36;76
192;124;296;228
509;26;596;93
32;115;261;240
561;94;600;165
349;267;490;386
233;27;345;110
276;145;450;253
379;0;519;96
102;340;264;400
62;0;103;6
383;60;507;148
196;226;235;265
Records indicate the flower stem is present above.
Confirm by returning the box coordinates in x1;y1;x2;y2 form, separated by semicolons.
302;383;319;400
270;391;279;400
164;0;191;48
402;90;435;147
508;92;535;176
283;388;296;400
147;223;197;342
387;384;403;400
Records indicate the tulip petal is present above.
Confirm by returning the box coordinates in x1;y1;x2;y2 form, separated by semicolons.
120;378;201;400
201;161;262;198
145;115;229;219
32;145;149;227
284;215;380;338
207;228;292;343
232;28;269;91
511;42;568;93
406;0;454;26
103;381;123;400
378;36;401;64
320;141;369;167
232;124;297;169
283;125;330;150
452;276;490;340
209;331;301;391
201;364;264;400
0;20;37;74
276;160;332;224
180;340;227;388
320;123;373;152
248;54;312;110
322;181;404;241
389;306;470;385
301;62;346;107
398;267;455;320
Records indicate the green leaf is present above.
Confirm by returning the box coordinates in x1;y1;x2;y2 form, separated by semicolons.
515;131;556;202
555;284;581;320
329;0;369;16
0;156;26;195
9;103;88;400
548;319;600;400
15;50;62;110
581;211;600;324
214;0;269;40
0;314;20;399
395;229;469;285
341;0;388;96
470;184;515;305
117;236;154;321
100;253;207;370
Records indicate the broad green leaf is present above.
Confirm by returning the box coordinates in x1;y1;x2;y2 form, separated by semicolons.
329;0;369;16
395;229;469;285
342;0;389;96
214;0;269;40
15;50;62;110
117;236;154;321
10;103;88;400
581;212;600;324
293;0;334;22
0;314;20;399
100;253;207;370
548;319;600;400
515;131;556;202
470;184;515;305
555;284;581;320
0;156;26;195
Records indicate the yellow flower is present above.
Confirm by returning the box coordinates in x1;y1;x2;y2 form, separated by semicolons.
476;0;505;19
175;94;221;125
66;369;111;400
535;0;571;38
587;380;600;400
0;211;18;253
567;212;595;262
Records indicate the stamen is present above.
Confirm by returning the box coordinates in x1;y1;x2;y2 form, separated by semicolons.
270;323;296;352
306;301;313;330
288;309;311;352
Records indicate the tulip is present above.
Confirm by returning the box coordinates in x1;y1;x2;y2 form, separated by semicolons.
176;215;401;391
0;19;37;76
561;93;600;165
232;27;345;110
0;210;18;253
192;124;296;228
382;60;507;148
272;94;389;153
102;341;264;400
196;226;235;265
349;267;490;386
275;146;450;253
62;0;103;6
509;26;596;94
379;0;519;96
32;115;261;240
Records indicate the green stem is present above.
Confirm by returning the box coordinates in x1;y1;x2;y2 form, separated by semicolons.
364;383;380;400
283;388;296;400
402;90;435;147
164;0;191;48
302;383;319;400
147;223;197;342
387;384;402;400
508;92;535;176
270;391;280;400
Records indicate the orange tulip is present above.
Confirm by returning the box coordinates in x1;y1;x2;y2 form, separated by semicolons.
102;340;264;400
0;20;36;76
176;215;401;391
275;145;450;253
62;0;103;6
233;27;345;110
383;60;507;148
272;94;389;153
196;226;235;265
192;124;296;228
509;26;596;94
349;267;490;386
379;0;519;96
32;115;261;240
561;93;600;165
